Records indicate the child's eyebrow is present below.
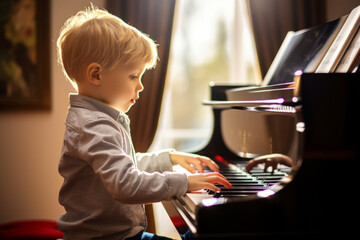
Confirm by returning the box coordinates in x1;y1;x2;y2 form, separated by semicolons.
130;70;143;75
138;68;146;75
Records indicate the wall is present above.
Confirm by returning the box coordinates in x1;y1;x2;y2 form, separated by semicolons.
0;0;104;224
326;0;359;21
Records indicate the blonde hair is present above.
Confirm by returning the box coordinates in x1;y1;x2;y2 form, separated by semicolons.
57;5;158;87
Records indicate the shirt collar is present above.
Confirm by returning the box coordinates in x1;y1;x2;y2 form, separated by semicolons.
69;94;130;128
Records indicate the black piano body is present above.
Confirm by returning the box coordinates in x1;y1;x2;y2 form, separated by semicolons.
167;72;359;239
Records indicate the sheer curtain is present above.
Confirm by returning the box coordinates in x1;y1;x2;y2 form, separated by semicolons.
247;0;326;78
106;0;176;152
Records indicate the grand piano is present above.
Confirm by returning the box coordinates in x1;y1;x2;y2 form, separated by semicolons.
163;13;359;240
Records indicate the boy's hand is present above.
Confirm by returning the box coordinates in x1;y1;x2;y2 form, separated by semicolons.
246;153;293;173
170;151;219;173
187;172;232;192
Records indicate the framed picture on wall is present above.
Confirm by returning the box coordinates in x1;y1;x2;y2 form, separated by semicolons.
0;0;50;110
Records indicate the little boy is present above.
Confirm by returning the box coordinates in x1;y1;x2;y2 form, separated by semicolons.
57;6;231;240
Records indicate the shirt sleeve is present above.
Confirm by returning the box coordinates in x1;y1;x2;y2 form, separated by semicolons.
136;149;175;173
77;117;188;204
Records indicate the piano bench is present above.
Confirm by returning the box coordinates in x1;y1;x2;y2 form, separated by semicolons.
0;220;63;239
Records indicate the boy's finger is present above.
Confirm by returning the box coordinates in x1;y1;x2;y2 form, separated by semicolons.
204;183;220;193
191;160;204;173
206;173;232;189
201;157;220;172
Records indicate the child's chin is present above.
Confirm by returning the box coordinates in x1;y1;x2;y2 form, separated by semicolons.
111;104;131;113
122;105;132;113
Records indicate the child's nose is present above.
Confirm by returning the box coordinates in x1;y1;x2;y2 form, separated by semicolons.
137;80;144;92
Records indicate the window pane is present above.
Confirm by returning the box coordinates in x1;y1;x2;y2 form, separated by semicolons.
150;0;261;152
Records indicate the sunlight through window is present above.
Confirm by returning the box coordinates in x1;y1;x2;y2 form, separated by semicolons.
150;0;261;152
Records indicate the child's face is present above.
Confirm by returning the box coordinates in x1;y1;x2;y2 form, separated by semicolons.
100;62;146;112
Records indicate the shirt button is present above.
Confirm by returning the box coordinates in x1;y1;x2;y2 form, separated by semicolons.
119;116;125;123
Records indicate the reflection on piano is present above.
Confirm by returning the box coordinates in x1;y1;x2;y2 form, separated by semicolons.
162;12;360;239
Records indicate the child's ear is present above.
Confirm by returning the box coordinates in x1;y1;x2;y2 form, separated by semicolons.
86;63;102;86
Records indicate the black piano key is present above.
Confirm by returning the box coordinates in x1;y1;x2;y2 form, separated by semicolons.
255;176;284;180
212;191;249;198
215;182;267;187
250;172;286;176
208;190;260;195
221;173;249;177
262;180;283;184
225;179;261;183
224;177;255;181
219;186;267;191
218;190;260;195
218;194;249;198
208;185;267;196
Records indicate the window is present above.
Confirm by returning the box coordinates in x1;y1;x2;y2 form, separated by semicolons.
150;0;261;152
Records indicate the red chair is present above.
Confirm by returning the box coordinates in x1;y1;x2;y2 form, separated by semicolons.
0;220;63;240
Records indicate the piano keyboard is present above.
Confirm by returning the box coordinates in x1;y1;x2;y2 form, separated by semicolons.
205;161;291;198
176;160;291;216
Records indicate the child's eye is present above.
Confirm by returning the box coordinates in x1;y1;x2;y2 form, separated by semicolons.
130;75;138;80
